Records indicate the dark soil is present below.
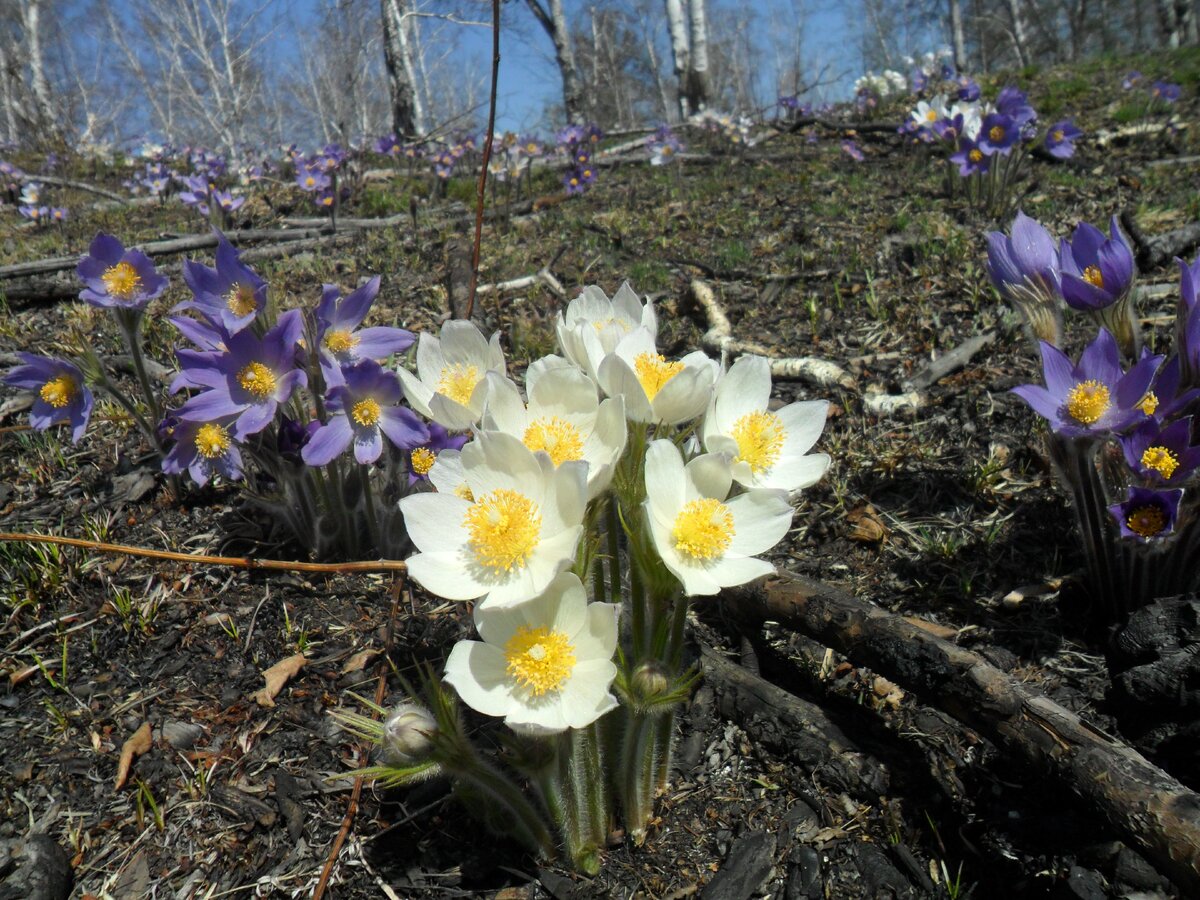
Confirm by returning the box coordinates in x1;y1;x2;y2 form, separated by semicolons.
3;49;1200;899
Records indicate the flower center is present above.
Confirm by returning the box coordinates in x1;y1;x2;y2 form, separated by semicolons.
672;497;735;561
39;375;76;408
352;398;381;427
1126;504;1167;538
1141;445;1179;480
1082;265;1104;289
1053;129;1065;142
1137;392;1158;416
1065;380;1110;425
225;283;258;317
102;261;142;299
436;363;480;407
925;109;937;122
988;125;1005;143
237;361;277;399
410;446;436;476
195;423;231;459
523;416;584;466
731;410;785;475
503;626;576;697
968;148;983;163
464;488;542;573
324;329;358;354
634;352;684;400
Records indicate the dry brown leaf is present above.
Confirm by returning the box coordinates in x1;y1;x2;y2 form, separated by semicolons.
115;722;152;790
340;648;379;675
252;654;308;707
846;504;887;543
902;615;958;640
872;676;905;709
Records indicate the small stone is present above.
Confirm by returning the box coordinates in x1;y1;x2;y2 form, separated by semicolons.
0;834;73;900
163;720;204;750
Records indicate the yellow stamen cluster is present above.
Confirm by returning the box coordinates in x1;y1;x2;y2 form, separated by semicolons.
102;261;142;299
925;109;937;122
731;410;785;475
1065;380;1110;425
523;416;584;466
195;423;231;459
437;363;480;406
39;375;76;408
1126;505;1168;538
503;626;576;697
1052;129;1065;142
1082;265;1105;289
351;398;381;427
673;497;735;561
238;361;277;399
634;352;684;400
323;329;358;354
968;148;983;163
1137;392;1159;416
1141;445;1179;480
410;447;436;476
464;488;542;573
988;124;1005;142
226;283;258;317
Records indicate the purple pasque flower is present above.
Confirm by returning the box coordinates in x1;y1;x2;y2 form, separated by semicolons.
213;190;244;213
956;77;980;102
178;233;267;335
296;166;330;192
951;136;989;175
1122;71;1143;91
175;309;307;440
406;421;468;485
1059;216;1135;312
315;276;415;383
1011;329;1161;438
986;211;1062;344
977;112;1018;155
564;167;587;195
76;233;168;310
1044;119;1082;159
996;85;1037;129
1178;253;1200;314
841;140;865;162
4;354;94;443
161;415;243;486
1108;485;1183;543
1120;416;1200;485
302;360;429;466
1151;81;1182;103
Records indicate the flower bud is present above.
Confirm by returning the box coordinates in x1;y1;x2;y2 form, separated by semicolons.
631;660;670;701
380;702;437;766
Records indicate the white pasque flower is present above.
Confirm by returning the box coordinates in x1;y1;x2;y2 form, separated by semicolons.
427;447;468;497
400;431;587;608
397;320;511;430
702;355;830;493
911;94;948;126
597;327;717;424
443;572;619;734
556;282;657;381
643;440;793;596
483;368;626;499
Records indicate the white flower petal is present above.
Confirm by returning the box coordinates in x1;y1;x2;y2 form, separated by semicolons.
713;356;772;428
777;400;829;456
407;550;489;600
481;372;527;436
444;641;515;717
397;366;433;419
399;492;470;553
685;452;733;502
644;440;686;521
726;490;793;557
704;554;776;589
415;331;446;384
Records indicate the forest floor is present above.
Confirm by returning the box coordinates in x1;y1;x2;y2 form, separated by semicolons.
2;48;1200;900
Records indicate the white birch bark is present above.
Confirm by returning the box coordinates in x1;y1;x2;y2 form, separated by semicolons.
949;0;967;73
685;0;710;113
524;0;584;124
663;0;691;119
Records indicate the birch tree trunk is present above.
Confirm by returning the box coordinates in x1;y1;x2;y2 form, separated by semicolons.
684;0;710;114
524;0;584;124
19;0;57;136
381;0;419;136
663;0;691;120
1005;0;1029;66
949;0;967;73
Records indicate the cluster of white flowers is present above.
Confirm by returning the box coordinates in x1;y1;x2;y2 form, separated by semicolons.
396;284;830;733
853;70;908;98
908;94;989;141
692;110;754;146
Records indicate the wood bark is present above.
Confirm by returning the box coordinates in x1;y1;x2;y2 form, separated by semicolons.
663;0;691;120
381;0;420;137
684;0;710;114
949;0;967;73
19;0;56;136
1005;0;1029;66
524;0;584;124
727;573;1200;894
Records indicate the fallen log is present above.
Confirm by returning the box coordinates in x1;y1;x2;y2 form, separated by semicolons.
18;173;130;203
725;573;1200;894
0;228;329;281
698;642;890;800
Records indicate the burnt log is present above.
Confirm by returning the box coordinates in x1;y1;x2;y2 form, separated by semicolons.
726;573;1200;894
